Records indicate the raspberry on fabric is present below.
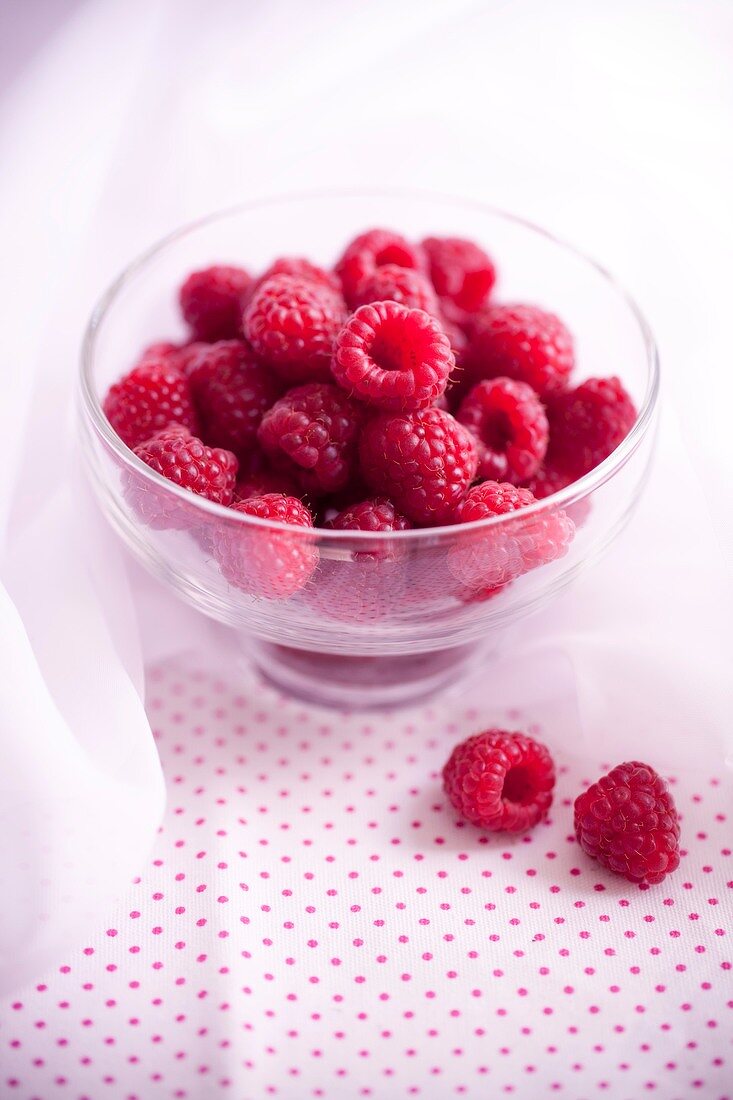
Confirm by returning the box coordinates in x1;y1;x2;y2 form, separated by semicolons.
422;236;496;313
213;493;318;599
456;377;548;483
103;357;200;449
333;301;454;412
359;407;478;526
335;228;427;309
351;264;439;315
546;375;637;479
466;304;574;396
186;340;282;462
179;265;252;342
448;480;574;594
253;256;341;295
574;761;680;885
443;729;555;833
243;274;346;384
258;382;365;495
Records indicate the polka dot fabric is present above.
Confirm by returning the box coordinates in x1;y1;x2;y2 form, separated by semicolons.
1;655;731;1100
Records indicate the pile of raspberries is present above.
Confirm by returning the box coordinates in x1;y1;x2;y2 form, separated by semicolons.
104;229;637;600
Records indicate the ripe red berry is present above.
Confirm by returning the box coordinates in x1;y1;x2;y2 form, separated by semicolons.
359;407;478;526
574;761;680;885
186;340;281;462
253;256;341;295
443;729;555;833
422;236;496;313
327;497;412;535
522;463;592;528
179;265;252;342
456;377;548;483
103;357;200;449
351;264;439;314
335;228;427;309
546;376;637;479
243;274;346;384
258;382;365;495
333;301;454;411
213;493;318;599
234;467;301;503
449;480;574;594
467;304;574;396
129;426;238;528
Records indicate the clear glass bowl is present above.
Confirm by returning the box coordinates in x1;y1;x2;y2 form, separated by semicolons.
78;191;659;708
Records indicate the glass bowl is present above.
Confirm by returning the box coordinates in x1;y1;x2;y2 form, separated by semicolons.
78;191;659;709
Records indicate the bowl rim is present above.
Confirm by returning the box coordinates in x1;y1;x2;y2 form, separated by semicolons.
79;186;660;541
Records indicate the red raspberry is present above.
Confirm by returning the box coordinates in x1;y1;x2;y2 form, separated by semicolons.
422;236;496;313
177;341;210;375
186;340;282;462
335;228;427;309
254;256;341;295
456;377;548;483
467;304;574;396
546;376;637;479
359;407;478;526
140;341;182;362
327;497;412;535
258;383;365;495
522;463;592;528
351;264;439;314
574;761;680;885
213;493;318;599
443;729;555;833
103;357;200;449
134;426;237;503
243;274;346;384
333;301;454;411
179;265;252;342
449;481;574;594
234;467;301;503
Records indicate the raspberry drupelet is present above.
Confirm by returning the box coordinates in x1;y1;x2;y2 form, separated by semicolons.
443;729;556;833
359;407;478;526
574;761;680;885
333;301;454;411
456;377;548;483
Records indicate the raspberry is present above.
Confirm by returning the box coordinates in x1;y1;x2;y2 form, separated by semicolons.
443;729;555;833
186;340;281;461
134;426;237;503
574;761;680;885
467;304;574;396
449;481;574;594
234;467;300;503
333;302;454;412
258;382;365;495
359;407;478;526
243;274;346;384
522;463;592;528
456;377;548;483
335;228;427;309
352;264;439;314
254;256;341;295
327;497;412;535
103;357;200;449
179;265;252;341
213;493;318;599
546;376;637;479
422;236;496;313
140;340;182;362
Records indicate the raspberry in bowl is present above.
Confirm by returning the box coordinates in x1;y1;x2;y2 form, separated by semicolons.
79;192;659;708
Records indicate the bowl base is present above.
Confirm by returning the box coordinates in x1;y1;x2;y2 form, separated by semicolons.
248;641;486;711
